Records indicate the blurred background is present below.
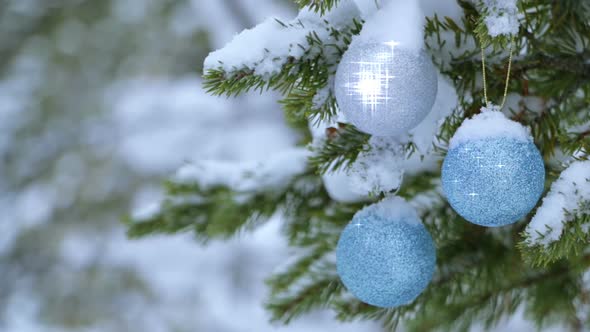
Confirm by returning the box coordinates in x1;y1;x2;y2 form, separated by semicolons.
0;0;381;331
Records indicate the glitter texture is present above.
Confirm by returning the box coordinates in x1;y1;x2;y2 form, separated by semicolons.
442;137;545;227
334;42;438;136
336;198;436;308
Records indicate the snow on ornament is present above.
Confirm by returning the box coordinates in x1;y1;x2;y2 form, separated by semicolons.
334;41;438;136
441;108;545;227
336;197;436;308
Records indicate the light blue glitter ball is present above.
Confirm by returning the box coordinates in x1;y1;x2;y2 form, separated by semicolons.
334;42;438;136
336;199;436;308
442;137;545;227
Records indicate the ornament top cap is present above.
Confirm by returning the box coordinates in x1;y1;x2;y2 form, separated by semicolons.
449;106;533;148
355;196;421;225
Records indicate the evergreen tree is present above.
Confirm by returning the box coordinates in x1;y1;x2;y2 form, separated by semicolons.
128;0;590;330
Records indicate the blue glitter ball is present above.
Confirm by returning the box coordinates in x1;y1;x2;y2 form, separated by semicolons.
442;137;545;227
336;197;436;308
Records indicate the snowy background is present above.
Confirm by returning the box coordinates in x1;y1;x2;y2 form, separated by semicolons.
0;0;573;331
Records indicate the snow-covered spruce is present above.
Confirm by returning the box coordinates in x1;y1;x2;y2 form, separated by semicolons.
525;161;590;245
482;0;519;37
203;0;360;77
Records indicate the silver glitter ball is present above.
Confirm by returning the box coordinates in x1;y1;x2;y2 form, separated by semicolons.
334;42;438;136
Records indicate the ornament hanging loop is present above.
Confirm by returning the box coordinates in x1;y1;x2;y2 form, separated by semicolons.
480;37;515;109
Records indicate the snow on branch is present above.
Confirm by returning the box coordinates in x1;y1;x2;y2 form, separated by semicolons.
175;148;310;193
525;160;590;245
482;0;519;37
346;136;405;195
203;0;360;79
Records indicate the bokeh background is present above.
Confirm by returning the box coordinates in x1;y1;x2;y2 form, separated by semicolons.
0;1;569;331
0;0;382;331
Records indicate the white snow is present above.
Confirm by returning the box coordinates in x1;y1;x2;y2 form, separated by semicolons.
204;0;360;77
355;196;421;225
419;0;463;19
175;148;310;193
322;170;368;203
525;161;590;245
449;106;532;148
312;83;332;109
483;0;519;37
347;136;405;195
353;0;425;51
351;0;382;17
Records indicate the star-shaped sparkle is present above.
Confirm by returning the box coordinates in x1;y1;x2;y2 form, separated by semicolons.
344;41;400;112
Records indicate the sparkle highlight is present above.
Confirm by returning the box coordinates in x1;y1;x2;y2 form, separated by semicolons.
334;42;438;136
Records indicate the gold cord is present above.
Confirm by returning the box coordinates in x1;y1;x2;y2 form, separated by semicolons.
480;37;515;109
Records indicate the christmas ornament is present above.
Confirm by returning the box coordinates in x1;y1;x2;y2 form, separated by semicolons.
334;41;438;136
336;197;436;308
441;110;545;227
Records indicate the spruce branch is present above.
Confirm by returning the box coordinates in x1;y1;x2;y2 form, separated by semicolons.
560;130;590;159
401;233;590;331
519;210;590;268
266;244;334;295
308;124;370;174
267;276;343;323
280;83;340;125
293;0;341;15
126;181;287;241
